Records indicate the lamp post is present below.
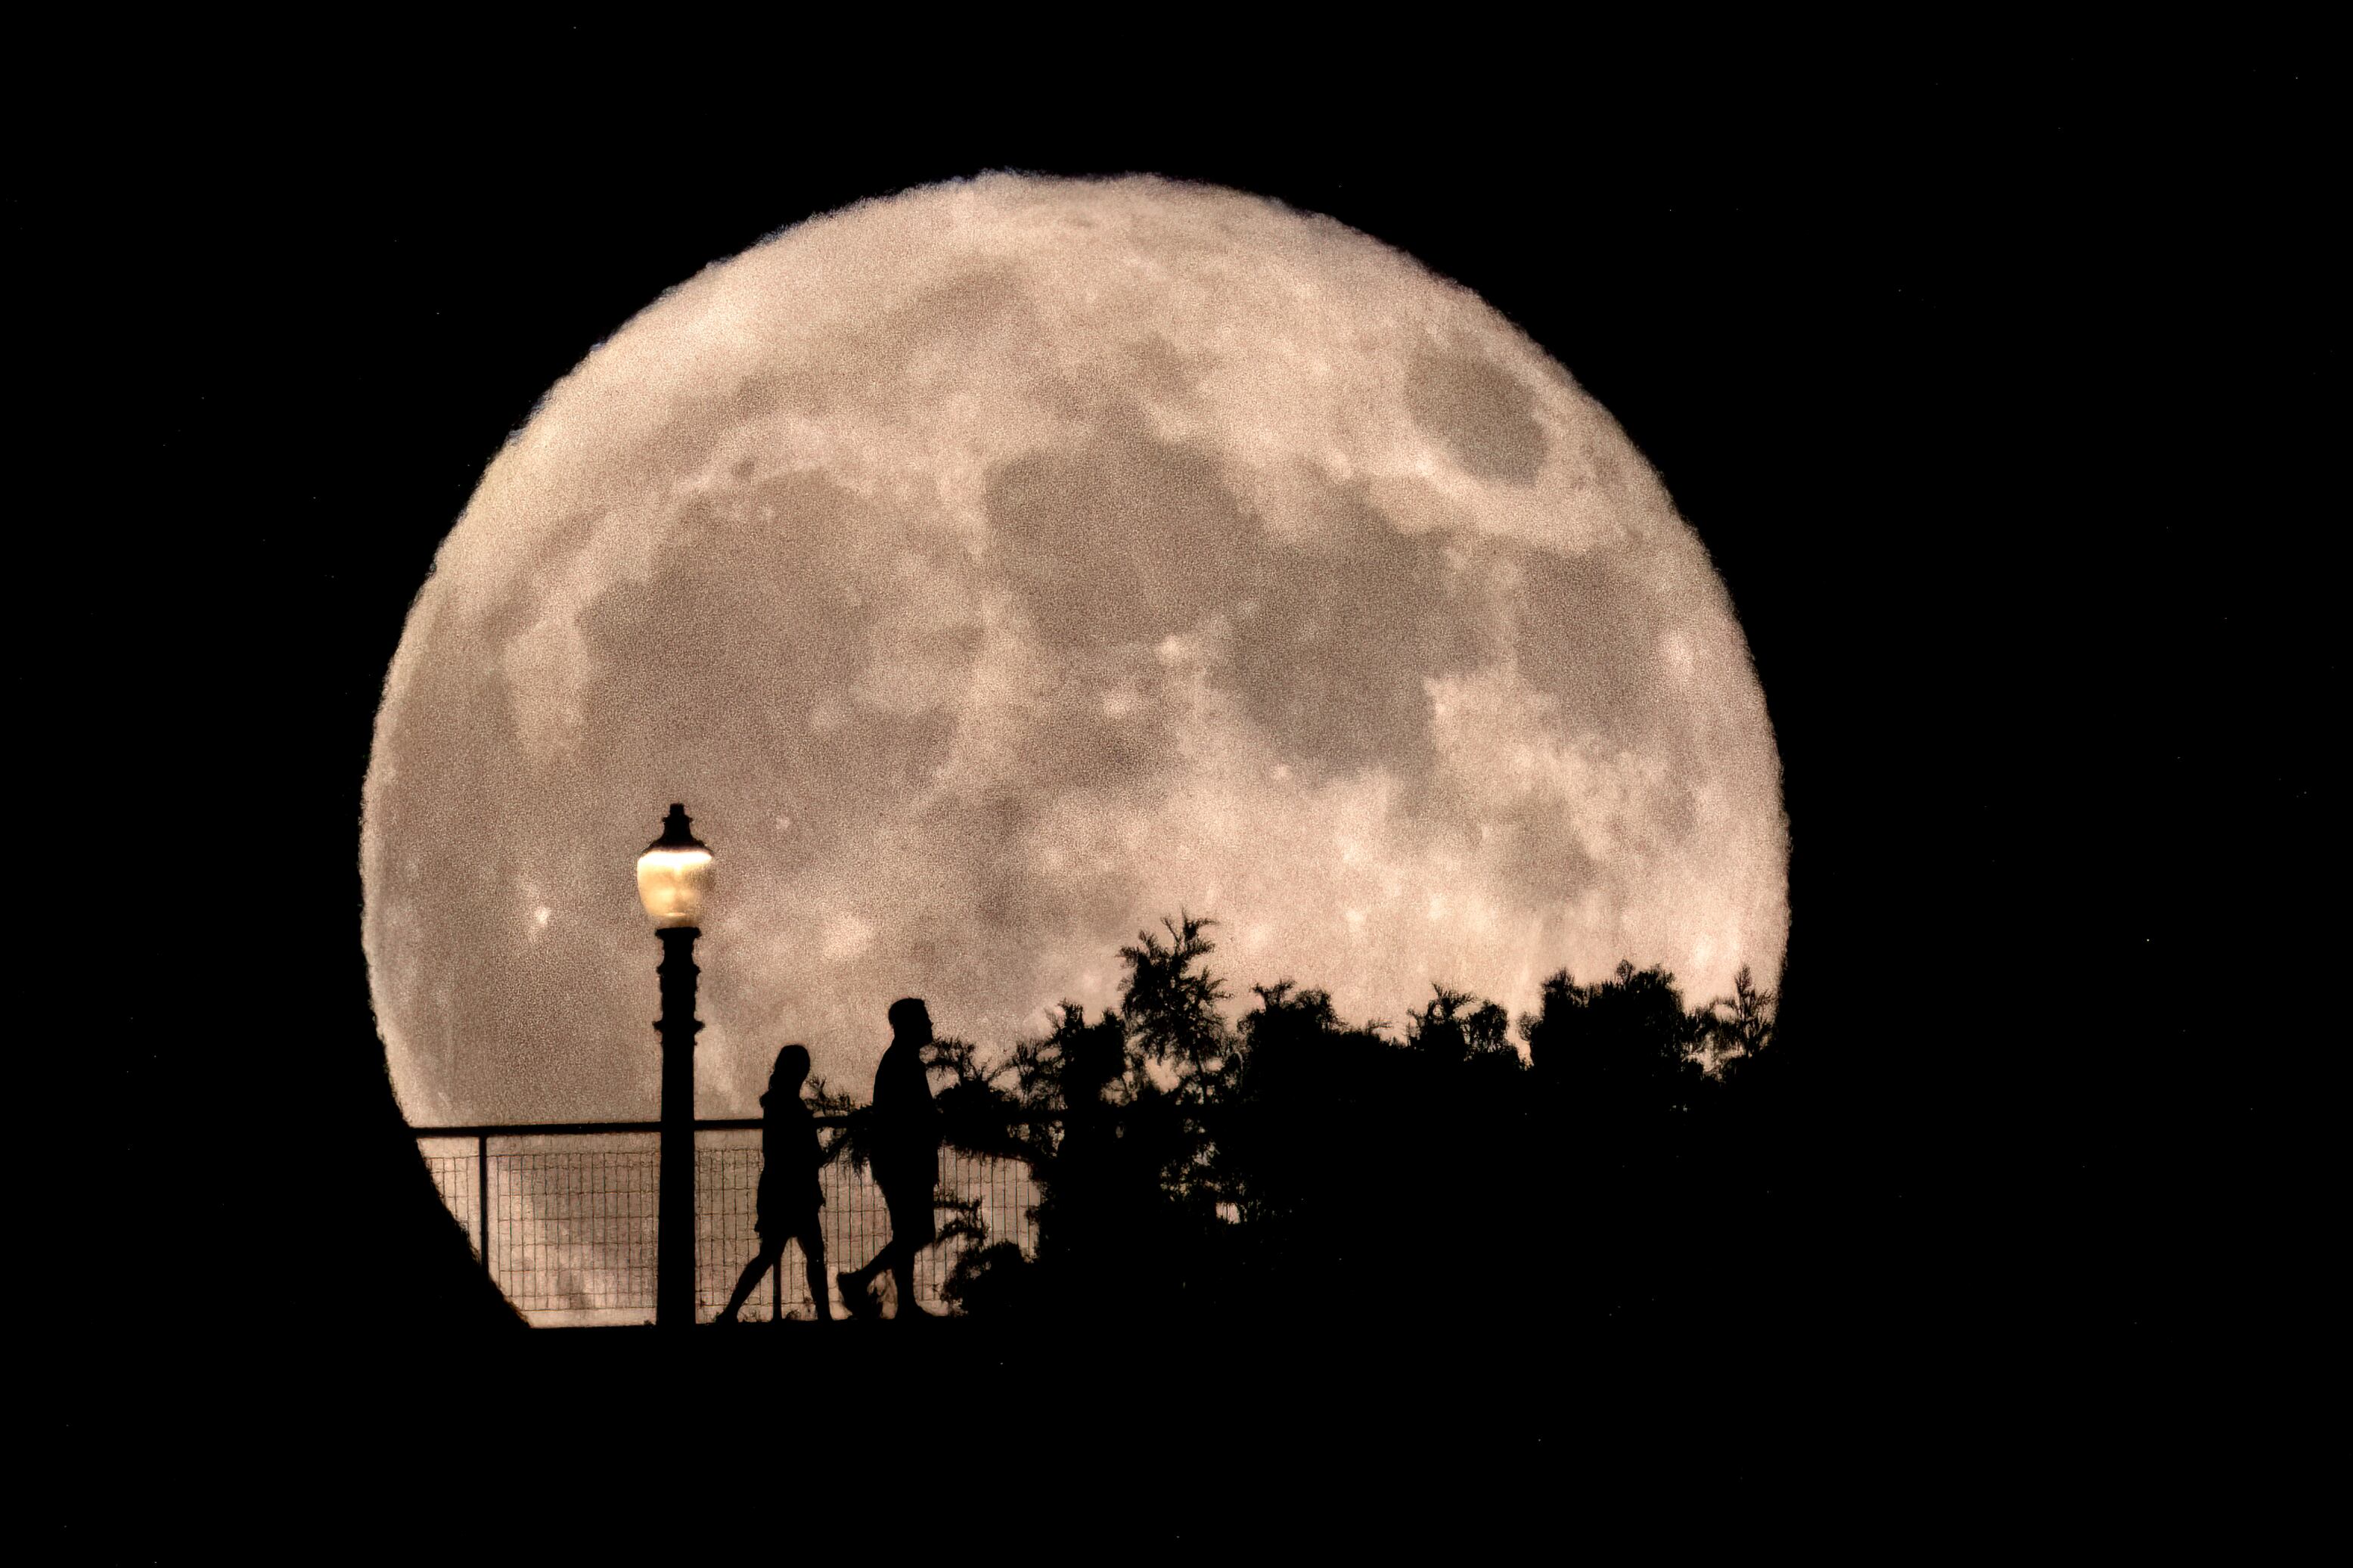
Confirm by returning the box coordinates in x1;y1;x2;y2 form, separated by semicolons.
637;803;713;1329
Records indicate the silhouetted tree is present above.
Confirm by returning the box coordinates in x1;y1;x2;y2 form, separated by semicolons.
1407;984;1513;1063
1119;912;1231;1077
1523;961;1704;1109
936;914;1782;1340
926;1033;1029;1163
1704;964;1777;1070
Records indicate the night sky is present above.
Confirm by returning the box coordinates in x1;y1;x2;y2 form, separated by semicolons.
39;36;2331;1527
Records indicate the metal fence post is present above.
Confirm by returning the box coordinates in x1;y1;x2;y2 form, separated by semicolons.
476;1133;492;1278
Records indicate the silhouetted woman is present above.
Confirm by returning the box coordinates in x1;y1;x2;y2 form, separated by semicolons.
719;1044;832;1324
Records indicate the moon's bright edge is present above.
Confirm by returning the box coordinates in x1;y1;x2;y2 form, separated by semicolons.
362;175;1787;1125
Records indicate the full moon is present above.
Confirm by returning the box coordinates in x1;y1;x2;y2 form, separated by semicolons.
363;175;1787;1126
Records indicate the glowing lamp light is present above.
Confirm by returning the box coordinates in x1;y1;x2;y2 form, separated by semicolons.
636;803;713;929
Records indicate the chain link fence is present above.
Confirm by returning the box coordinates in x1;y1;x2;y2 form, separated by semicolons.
418;1121;1039;1325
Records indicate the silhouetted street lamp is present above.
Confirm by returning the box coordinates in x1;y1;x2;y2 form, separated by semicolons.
638;803;712;1329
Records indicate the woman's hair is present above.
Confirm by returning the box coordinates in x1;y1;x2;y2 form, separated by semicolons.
771;1043;811;1088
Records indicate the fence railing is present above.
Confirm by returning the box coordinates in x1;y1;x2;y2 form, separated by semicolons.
412;1118;1039;1325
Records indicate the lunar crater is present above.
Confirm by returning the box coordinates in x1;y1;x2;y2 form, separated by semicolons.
1408;346;1550;485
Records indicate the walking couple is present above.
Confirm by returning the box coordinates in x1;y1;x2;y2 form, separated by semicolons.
719;997;944;1323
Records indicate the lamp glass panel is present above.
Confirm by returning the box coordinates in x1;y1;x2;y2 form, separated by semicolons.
636;847;712;927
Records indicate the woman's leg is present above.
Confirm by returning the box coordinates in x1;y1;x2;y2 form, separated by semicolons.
722;1237;784;1321
799;1221;831;1321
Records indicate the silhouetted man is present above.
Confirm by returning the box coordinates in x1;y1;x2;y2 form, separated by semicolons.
837;998;942;1319
717;1044;831;1324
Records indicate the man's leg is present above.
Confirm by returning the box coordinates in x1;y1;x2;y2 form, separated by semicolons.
889;1239;922;1318
840;1180;906;1303
837;1223;889;1316
887;1197;937;1318
837;1237;883;1290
